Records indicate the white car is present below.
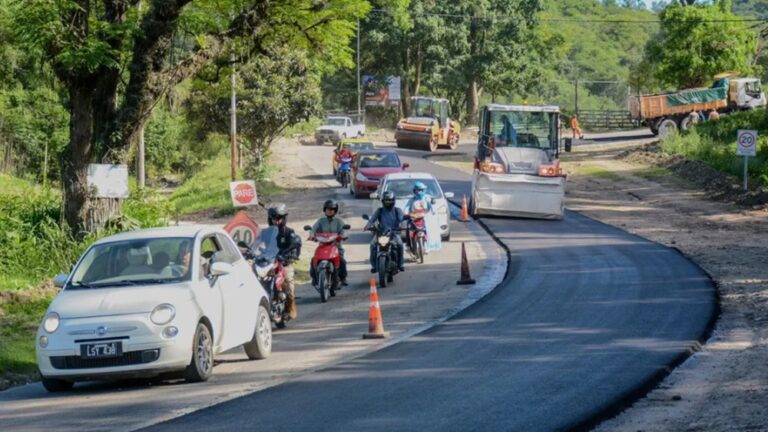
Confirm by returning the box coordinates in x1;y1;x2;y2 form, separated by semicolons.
370;172;454;241
315;116;366;145
36;225;272;392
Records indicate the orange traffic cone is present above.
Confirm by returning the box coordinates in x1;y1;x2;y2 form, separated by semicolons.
363;277;390;339
460;194;470;222
456;242;476;285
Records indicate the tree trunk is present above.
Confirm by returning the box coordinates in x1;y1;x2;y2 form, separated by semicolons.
401;46;411;117
413;43;422;97
466;80;479;126
62;82;96;236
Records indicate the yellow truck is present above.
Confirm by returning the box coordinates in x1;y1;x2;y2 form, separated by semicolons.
629;74;766;136
395;97;461;152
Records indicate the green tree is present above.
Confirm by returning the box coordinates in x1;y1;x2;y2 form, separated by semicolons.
638;0;757;89
10;0;374;235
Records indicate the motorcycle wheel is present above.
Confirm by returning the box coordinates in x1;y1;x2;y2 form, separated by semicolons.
341;172;349;189
416;238;425;264
378;255;388;288
318;271;328;303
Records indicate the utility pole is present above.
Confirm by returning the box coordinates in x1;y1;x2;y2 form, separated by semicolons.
136;0;145;189
574;79;579;114
230;51;238;181
356;19;362;120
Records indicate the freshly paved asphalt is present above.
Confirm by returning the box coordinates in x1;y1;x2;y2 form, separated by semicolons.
145;144;716;432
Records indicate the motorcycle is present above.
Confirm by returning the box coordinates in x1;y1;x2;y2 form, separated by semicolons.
240;244;289;328
337;156;353;188
304;224;350;303
406;210;428;264
363;214;401;288
253;254;289;328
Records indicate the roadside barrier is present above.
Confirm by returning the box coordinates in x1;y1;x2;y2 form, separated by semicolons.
456;242;476;285
363;277;390;339
460;194;470;222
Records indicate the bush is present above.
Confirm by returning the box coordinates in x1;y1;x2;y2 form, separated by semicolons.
661;110;768;186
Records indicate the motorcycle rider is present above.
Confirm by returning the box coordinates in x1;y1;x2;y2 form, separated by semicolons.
365;191;405;274
310;200;348;287
252;204;302;320
405;181;434;252
335;146;354;182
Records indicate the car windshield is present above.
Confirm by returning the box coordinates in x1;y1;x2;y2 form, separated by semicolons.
384;179;442;198
488;111;556;150
326;118;347;126
359;153;400;168
68;237;194;288
411;99;437;118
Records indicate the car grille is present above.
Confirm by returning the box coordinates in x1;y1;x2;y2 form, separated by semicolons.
50;349;161;370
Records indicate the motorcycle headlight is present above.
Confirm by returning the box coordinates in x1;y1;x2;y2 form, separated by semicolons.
378;236;391;247
356;172;368;181
43;312;60;333
255;266;271;278
150;304;176;325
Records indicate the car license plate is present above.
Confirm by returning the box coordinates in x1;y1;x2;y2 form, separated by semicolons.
80;341;122;359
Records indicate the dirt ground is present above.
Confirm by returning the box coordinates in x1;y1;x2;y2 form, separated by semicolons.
560;139;768;431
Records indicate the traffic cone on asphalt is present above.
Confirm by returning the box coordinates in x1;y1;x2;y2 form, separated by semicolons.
460;195;470;222
363;278;390;339
456;242;476;285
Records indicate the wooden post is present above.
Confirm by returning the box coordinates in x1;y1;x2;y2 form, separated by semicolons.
137;124;145;188
230;51;237;181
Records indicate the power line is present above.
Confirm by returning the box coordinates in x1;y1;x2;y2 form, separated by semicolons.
369;9;767;24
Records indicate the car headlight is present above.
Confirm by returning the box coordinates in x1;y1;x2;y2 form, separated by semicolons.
378;236;391;247
150;304;176;325
43;312;60;333
356;172;368;182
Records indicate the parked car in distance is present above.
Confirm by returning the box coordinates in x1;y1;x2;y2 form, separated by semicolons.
371;172;454;241
315;116;366;145
350;149;409;198
331;138;375;176
36;225;273;392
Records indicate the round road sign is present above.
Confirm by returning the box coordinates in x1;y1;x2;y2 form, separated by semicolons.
737;129;758;156
224;210;260;246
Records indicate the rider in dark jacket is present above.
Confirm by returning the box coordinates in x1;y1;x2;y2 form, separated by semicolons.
365;191;405;273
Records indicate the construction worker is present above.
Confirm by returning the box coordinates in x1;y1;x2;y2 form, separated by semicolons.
570;114;584;140
498;114;517;146
708;110;721;121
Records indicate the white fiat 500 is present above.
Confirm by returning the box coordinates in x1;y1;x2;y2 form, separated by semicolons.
36;225;272;392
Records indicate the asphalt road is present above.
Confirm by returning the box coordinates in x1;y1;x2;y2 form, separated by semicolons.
144;143;716;431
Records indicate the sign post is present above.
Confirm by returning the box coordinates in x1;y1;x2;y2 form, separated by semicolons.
736;129;757;190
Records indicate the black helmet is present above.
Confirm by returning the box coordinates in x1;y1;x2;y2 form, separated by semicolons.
268;203;288;225
323;199;339;213
382;191;396;209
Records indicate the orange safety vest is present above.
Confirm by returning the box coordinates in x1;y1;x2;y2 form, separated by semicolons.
570;117;580;129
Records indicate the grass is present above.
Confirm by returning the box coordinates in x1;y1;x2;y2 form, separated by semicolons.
0;293;51;376
661;111;768;187
170;155;283;217
634;166;672;180
293;256;311;285
568;164;622;181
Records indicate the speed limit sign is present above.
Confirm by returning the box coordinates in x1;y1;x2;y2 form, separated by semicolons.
737;129;757;156
223;210;260;246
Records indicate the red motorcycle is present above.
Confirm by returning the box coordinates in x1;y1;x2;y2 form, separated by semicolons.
304;224;350;303
253;255;289;328
407;210;428;264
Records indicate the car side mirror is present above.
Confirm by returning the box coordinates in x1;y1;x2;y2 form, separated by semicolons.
303;225;312;231
402;163;410;169
210;262;233;277
444;192;455;199
362;214;370;220
342;224;351;230
370;192;379;200
53;273;69;288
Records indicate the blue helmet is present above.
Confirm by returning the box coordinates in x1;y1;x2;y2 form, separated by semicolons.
413;181;427;193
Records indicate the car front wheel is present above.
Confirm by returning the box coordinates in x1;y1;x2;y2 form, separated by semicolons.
244;305;272;360
41;376;74;392
184;322;214;382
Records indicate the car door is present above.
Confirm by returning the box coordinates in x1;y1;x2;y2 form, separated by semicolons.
214;233;258;350
194;235;225;350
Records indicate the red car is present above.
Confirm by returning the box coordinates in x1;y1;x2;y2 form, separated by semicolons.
350;150;409;198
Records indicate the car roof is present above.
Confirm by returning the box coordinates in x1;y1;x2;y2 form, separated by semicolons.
92;225;223;245
383;172;436;181
485;104;560;113
357;149;399;155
